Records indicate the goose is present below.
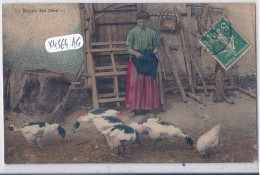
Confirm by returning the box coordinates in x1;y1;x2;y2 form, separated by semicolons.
128;115;151;135
196;124;220;158
74;109;122;131
92;116;124;133
143;118;193;150
8;122;66;150
101;124;141;155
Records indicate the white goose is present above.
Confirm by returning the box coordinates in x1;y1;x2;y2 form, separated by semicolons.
74;109;122;131
143;118;193;150
8;122;66;150
196;124;220;158
128;115;150;136
92;116;124;132
101;124;141;155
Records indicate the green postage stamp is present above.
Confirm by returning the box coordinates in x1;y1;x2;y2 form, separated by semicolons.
200;17;252;70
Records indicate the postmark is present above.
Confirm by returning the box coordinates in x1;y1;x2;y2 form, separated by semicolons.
199;17;252;70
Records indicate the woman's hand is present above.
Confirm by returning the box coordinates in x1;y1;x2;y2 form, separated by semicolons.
153;49;159;55
135;52;143;59
127;49;143;59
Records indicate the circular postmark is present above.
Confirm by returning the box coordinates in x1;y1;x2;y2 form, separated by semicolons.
201;18;233;55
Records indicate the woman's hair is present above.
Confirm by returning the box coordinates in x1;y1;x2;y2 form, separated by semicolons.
136;11;150;20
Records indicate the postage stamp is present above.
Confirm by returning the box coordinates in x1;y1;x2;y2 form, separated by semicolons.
200;17;252;70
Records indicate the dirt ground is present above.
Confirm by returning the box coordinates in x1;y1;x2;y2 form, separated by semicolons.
4;90;258;164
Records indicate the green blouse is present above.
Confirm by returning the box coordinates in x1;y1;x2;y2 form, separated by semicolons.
126;26;160;51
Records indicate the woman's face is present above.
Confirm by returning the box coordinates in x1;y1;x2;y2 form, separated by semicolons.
137;19;148;29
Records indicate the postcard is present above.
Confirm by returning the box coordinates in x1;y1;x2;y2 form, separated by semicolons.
1;2;258;173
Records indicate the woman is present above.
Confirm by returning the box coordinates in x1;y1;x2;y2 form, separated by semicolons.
125;11;160;114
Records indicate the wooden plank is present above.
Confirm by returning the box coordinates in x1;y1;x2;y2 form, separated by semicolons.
95;65;128;71
186;4;227;10
85;4;95;35
236;86;256;98
186;6;198;93
89;4;95;35
91;41;126;46
195;86;236;90
186;6;208;96
70;85;92;90
96;9;137;24
95;3;137;20
79;4;89;86
229;75;235;86
161;37;188;103
94;51;129;56
175;7;196;95
110;41;120;106
98;97;125;103
98;92;125;98
90;48;127;53
186;92;202;103
85;3;99;109
158;62;165;111
94;8;138;13
95;71;127;77
213;63;225;102
95;21;137;26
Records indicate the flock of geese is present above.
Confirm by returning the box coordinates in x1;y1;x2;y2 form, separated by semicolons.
8;108;220;159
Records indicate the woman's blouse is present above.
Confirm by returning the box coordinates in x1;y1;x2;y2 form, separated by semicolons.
126;26;160;51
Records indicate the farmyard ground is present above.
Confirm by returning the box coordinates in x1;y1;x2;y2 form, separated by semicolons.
4;90;257;163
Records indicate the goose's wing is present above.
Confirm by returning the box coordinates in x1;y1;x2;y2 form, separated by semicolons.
109;125;136;141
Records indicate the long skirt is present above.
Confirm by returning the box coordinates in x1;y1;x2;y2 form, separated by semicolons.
125;59;159;110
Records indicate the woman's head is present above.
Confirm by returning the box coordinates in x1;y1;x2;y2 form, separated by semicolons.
136;11;150;29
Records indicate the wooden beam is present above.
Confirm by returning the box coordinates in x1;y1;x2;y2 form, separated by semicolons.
94;9;138;13
91;41;126;46
175;7;196;95
95;65;128;71
95;71;127;77
161;37;188;103
93;51;129;56
186;6;208;96
229;75;235;86
85;4;95;35
90;48;127;53
158;62;165;111
98;97;125;103
98;92;125;98
85;3;99;108
213;63;225;102
195;85;236;90
186;4;227;11
95;21;137;26
236;86;256;98
95;4;137;20
79;4;89;86
110;41;120;106
164;87;180;94
186;92;202;103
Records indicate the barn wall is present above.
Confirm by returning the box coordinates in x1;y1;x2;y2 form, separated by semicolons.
2;3;256;76
3;4;84;75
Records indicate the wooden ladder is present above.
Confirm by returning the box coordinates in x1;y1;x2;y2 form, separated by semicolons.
79;3;165;110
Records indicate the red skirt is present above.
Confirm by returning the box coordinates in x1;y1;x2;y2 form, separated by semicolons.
125;59;159;110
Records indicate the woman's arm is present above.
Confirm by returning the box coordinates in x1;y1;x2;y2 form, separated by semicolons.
127;49;143;59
